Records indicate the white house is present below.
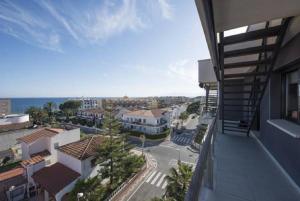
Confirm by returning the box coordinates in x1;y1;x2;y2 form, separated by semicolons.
122;109;170;134
16;128;81;201
31;135;105;201
17;128;80;164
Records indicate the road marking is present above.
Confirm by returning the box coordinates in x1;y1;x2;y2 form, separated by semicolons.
156;174;166;187
146;171;157;183
151;172;161;185
179;138;185;142
162;181;168;189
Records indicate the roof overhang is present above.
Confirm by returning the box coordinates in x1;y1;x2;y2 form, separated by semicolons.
198;59;217;84
195;0;300;66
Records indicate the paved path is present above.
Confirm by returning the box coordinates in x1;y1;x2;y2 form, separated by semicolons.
112;152;157;201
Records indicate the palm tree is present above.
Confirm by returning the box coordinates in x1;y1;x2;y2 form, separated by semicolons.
25;106;47;125
43;102;56;123
164;162;193;201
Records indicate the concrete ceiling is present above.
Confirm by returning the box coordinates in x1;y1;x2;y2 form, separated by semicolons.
212;0;300;32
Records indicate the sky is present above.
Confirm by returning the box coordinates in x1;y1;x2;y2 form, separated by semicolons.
0;0;209;98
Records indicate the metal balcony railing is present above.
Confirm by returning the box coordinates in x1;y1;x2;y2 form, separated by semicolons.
185;107;218;201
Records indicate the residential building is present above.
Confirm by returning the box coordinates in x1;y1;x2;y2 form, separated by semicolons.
3;128;106;201
77;108;104;120
17;128;80;164
0;99;11;116
102;97;158;109
122;109;170;134
156;96;189;107
186;1;300;201
57;136;104;179
77;98;101;110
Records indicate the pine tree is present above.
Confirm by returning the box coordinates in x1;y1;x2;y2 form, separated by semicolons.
95;104;133;188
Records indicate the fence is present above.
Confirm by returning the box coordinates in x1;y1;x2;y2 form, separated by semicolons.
184;108;218;201
105;164;147;201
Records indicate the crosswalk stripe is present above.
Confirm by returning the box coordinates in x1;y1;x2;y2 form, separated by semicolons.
179;138;185;142
183;138;188;143
146;171;157;183
162;181;168;189
156;174;166;187
151;172;161;185
174;136;179;140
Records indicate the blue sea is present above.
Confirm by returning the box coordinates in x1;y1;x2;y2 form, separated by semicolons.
11;98;69;113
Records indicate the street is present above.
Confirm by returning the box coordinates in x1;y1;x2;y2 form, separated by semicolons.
127;114;199;201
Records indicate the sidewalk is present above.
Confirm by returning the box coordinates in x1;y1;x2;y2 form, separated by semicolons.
111;152;157;201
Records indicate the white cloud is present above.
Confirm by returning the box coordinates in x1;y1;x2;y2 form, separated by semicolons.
0;0;173;51
36;0;79;41
166;59;198;83
0;0;62;51
157;0;173;19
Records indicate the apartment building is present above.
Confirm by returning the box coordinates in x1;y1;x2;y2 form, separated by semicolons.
122;109;170;134
102;97;158;109
0;99;11;116
77;108;104;120
186;1;300;201
77;98;102;110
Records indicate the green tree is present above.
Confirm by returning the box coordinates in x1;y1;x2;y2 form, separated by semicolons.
68;177;106;201
186;101;200;114
25;106;47;125
164;162;193;201
59;100;81;121
95;105;133;188
43;102;57;123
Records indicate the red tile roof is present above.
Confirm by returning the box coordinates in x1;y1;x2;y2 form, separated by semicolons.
32;163;80;196
21;155;44;167
58;136;104;160
0;167;25;182
31;150;51;158
17;128;63;144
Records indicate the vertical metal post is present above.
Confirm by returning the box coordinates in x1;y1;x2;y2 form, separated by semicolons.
220;32;225;134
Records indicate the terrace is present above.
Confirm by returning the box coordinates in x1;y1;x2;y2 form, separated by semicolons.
186;0;300;200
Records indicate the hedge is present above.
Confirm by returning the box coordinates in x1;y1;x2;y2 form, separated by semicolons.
126;128;170;140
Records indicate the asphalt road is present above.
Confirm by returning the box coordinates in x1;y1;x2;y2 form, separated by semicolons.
127;116;199;201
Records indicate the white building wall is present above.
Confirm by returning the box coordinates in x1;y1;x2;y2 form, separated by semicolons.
81;157;102;179
28;137;49;156
57;151;82;175
49;129;80;164
21;142;30;159
0;114;29;125
55;178;79;201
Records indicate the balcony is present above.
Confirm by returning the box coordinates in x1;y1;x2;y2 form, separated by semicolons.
122;120;168;127
186;110;300;201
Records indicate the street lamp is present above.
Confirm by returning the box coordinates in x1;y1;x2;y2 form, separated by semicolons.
77;192;84;201
176;148;181;162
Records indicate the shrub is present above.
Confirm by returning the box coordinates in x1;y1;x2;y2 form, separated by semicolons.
79;118;87;126
126;128;170;140
86;121;94;127
71;118;78;125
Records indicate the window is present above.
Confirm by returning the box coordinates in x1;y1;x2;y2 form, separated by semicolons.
54;142;59;149
91;158;97;167
284;70;300;123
